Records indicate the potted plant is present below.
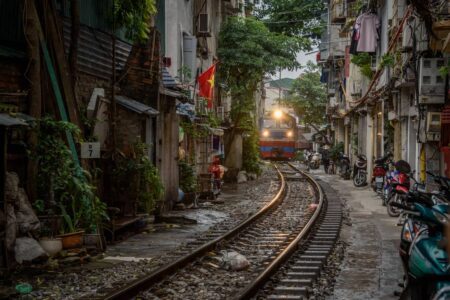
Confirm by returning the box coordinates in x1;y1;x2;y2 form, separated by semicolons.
32;117;108;250
83;196;108;250
179;161;198;205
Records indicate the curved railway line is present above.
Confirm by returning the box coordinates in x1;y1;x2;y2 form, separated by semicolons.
91;163;342;300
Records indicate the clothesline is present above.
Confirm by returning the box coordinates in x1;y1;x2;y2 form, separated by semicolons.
339;5;414;117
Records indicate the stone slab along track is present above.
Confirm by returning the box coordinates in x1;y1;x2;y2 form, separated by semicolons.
92;163;334;300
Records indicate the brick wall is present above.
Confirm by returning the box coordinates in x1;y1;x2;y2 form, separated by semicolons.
120;28;160;108
0;58;27;112
77;72;111;106
116;107;145;151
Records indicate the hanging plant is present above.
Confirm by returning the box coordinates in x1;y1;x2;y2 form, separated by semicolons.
351;53;373;79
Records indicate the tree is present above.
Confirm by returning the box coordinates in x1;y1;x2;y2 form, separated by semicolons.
218;17;299;171
283;61;329;142
114;0;157;42
255;0;325;51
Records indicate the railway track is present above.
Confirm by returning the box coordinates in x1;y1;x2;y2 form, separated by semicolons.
93;163;341;300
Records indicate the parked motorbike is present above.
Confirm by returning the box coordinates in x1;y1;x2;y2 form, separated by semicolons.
338;152;351;180
386;160;412;217
353;154;367;187
394;198;450;299
308;152;321;170
395;172;450;299
371;153;393;195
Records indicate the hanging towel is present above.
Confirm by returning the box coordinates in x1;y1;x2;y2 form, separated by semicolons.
356;13;380;53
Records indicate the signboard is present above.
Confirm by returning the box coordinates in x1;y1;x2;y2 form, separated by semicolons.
81;142;100;159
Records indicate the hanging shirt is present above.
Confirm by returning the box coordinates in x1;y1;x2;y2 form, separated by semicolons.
356;13;380;53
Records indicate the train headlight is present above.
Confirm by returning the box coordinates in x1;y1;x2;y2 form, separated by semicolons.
286;131;293;138
274;110;283;119
262;130;269;137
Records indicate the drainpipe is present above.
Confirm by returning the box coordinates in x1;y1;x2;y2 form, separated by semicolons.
420;144;426;183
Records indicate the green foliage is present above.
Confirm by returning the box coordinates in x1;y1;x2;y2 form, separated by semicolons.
439;66;449;78
180;121;209;139
114;0;157;42
178;66;192;83
294;150;305;162
255;0;325;51
113;141;164;214
379;53;395;68
330;142;344;161
242;129;261;175
33;117;107;233
218;16;299;142
283;61;327;127
179;161;197;193
351;53;373;79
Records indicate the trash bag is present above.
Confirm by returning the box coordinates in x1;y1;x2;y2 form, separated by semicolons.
5;203;16;252
16;188;40;234
14;237;47;263
5;172;19;203
237;171;247;184
220;250;250;271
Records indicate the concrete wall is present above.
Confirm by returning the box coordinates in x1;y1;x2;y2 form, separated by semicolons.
157;97;179;211
164;0;194;78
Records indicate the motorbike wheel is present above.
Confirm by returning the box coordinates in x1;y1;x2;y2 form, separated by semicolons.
387;193;402;217
353;170;367;187
401;280;434;300
309;162;319;170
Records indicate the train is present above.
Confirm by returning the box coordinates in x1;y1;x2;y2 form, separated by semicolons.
259;110;297;160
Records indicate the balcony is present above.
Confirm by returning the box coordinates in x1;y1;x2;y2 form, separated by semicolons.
331;0;346;24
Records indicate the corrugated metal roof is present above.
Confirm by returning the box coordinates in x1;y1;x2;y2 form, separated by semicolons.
0;113;29;127
162;67;178;88
116;95;159;116
62;18;132;80
161;88;189;99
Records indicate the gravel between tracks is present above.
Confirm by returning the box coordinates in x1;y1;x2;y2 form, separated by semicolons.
139;167;315;300
9;165;280;300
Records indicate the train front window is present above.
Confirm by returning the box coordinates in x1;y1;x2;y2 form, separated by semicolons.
263;119;276;128
280;119;293;129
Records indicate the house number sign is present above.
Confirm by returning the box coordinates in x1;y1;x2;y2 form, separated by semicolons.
81;142;100;159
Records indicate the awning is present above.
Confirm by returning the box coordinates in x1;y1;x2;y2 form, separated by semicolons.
162;67;178;88
176;102;196;121
0;113;30;127
116;95;159;116
161;88;189;100
210;128;224;136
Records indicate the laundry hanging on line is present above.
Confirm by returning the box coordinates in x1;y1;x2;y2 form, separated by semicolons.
350;12;380;54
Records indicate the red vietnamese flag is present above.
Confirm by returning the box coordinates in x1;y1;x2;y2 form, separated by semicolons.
197;64;216;108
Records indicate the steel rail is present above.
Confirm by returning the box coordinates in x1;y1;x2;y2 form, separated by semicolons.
233;163;325;300
96;165;287;300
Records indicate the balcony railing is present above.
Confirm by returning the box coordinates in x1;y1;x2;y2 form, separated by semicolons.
331;0;346;24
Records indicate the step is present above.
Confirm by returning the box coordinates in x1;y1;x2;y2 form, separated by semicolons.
299;255;327;262
286;271;318;279
304;250;329;255
280;278;313;285
274;286;309;295
267;294;306;300
295;260;322;266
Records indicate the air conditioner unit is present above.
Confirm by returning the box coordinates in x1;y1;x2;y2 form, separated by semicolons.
426;112;442;141
328;88;336;96
419;58;446;104
198;14;209;34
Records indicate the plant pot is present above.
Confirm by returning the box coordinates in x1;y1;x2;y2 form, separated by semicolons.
83;233;102;249
57;231;85;249
39;237;63;256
